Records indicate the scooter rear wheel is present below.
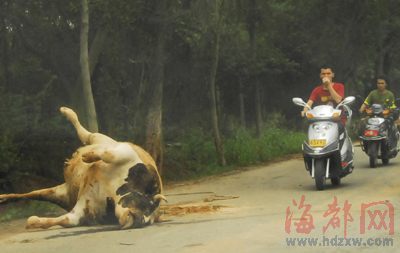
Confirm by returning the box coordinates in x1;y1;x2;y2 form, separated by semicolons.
370;156;377;168
331;177;341;186
314;159;326;191
382;158;389;165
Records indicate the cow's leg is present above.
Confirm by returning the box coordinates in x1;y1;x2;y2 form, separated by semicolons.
26;197;98;229
81;143;142;165
26;206;86;229
26;214;74;229
0;184;74;211
60;107;116;146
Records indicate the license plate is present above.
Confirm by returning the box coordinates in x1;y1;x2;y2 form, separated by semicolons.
309;139;326;147
365;130;378;137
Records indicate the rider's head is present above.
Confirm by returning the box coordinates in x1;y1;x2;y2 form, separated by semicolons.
376;75;388;93
320;65;335;82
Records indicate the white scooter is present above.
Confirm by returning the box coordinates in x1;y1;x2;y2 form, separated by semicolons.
292;96;355;190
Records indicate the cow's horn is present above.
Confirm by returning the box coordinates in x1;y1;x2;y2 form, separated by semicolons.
154;194;167;203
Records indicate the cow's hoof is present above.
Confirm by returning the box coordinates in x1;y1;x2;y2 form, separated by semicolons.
26;216;49;229
60;107;78;123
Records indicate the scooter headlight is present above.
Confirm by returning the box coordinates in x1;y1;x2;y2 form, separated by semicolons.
312;123;332;133
367;118;385;125
321;123;332;132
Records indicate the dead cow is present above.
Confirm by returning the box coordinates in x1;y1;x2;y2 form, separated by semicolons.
0;107;166;229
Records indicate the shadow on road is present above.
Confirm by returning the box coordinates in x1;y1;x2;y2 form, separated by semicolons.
44;226;118;240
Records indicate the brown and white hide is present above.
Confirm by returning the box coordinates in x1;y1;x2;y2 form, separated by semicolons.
0;107;166;230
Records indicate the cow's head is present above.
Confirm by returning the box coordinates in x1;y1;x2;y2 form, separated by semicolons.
115;163;164;229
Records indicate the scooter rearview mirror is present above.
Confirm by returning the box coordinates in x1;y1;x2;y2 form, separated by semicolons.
292;97;306;106
343;96;355;104
337;96;355;108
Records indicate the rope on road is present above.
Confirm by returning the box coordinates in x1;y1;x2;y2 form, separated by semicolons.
165;191;215;196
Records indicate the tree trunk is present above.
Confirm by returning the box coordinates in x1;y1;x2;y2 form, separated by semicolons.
132;61;149;146
1;2;9;93
255;82;262;136
209;0;226;167
80;0;98;133
73;27;107;128
247;0;262;138
145;1;167;175
383;52;392;80
239;80;245;127
216;84;221;118
375;39;392;79
375;45;384;77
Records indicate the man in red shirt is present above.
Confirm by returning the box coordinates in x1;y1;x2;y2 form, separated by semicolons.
301;66;346;125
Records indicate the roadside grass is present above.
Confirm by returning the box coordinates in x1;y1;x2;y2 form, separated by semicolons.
163;125;306;182
0;200;60;222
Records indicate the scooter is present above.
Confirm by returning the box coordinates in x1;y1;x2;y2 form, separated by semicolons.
292;96;355;190
359;103;400;168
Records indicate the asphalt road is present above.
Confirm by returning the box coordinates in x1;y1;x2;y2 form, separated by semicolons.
0;145;399;253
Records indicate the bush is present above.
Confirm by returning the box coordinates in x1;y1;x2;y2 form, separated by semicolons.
15;115;81;181
225;127;306;166
0;92;79;191
0;128;19;191
163;117;306;182
163;127;220;181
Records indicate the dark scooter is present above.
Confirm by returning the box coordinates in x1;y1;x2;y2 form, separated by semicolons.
359;100;400;168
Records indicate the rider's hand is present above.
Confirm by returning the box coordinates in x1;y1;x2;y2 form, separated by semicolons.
301;111;306;117
323;77;332;85
322;77;332;88
322;77;330;83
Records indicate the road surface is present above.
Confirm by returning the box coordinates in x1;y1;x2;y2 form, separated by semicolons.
0;145;399;252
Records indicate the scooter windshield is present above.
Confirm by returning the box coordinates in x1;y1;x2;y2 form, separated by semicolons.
307;105;341;121
370;104;386;114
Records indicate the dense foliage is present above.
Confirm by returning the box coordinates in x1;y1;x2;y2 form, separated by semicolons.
0;0;399;189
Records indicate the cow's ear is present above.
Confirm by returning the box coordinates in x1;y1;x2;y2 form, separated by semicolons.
128;163;148;177
119;210;134;229
119;210;145;229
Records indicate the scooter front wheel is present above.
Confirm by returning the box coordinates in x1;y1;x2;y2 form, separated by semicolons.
368;142;378;168
314;158;326;191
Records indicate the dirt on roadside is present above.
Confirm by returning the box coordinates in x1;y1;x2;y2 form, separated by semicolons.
0;218;28;241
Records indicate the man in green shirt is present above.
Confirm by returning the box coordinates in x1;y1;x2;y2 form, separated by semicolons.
359;75;396;113
359;75;398;148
